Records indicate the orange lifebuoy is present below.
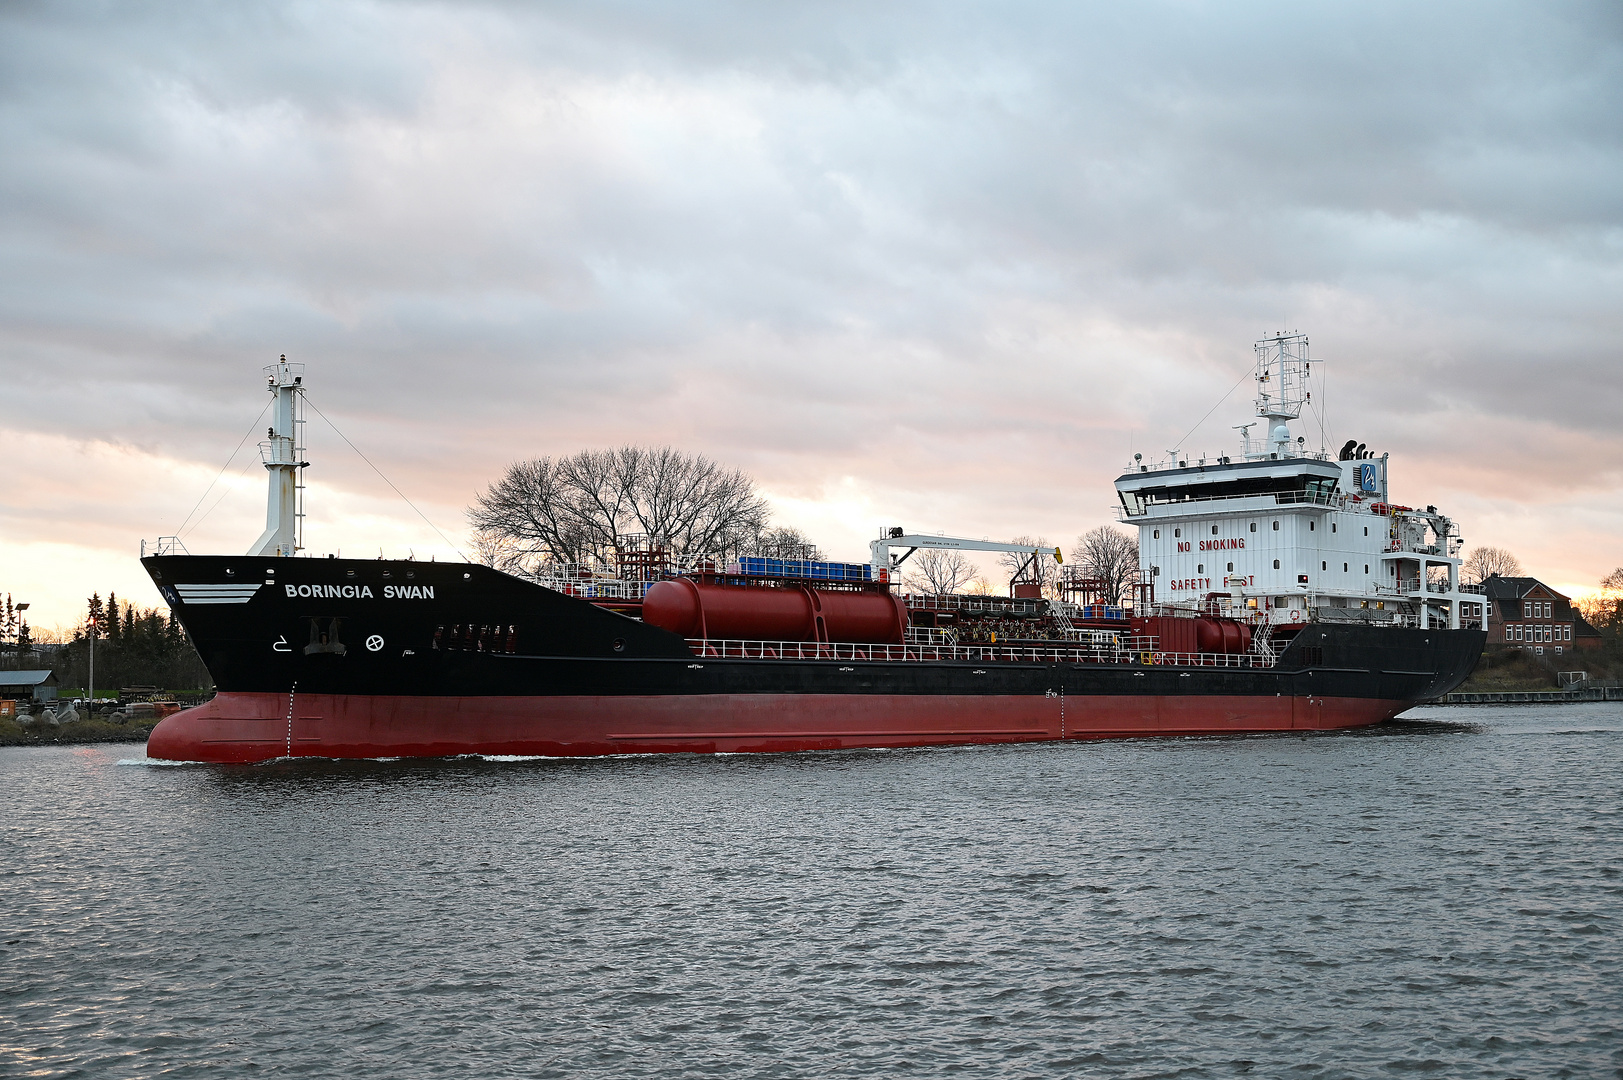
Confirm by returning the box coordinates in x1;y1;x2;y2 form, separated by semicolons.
1290;610;1303;623
1153;652;1167;665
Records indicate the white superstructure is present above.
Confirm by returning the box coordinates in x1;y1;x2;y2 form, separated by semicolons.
1115;333;1480;630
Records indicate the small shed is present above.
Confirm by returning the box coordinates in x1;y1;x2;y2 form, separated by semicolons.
0;670;59;702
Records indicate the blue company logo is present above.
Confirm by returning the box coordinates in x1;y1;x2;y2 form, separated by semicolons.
1359;462;1378;492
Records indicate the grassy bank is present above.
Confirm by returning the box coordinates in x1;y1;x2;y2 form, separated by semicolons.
1456;647;1623;693
0;718;154;746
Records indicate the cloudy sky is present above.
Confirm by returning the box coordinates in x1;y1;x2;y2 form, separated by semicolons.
3;0;1620;630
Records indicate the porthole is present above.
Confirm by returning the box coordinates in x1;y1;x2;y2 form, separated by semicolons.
1226;562;1234;572
463;572;472;580
1249;522;1256;533
1211;525;1218;535
1343;562;1348;572
1153;529;1160;539
1322;561;1328;570
382;570;392;578
225;568;235;576
1364;527;1369;536
1365;565;1369;574
1197;563;1204;573
1272;521;1279;531
1174;528;1181;538
1273;559;1280;569
1331;523;1337;533
406;571;415;579
612;638;627;653
346;569;356;578
1309;521;1316;531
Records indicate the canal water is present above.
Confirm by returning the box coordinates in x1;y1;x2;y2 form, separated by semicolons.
2;703;1619;1078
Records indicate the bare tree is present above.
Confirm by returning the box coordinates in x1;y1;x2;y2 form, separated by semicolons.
1070;526;1139;605
747;526;821;561
996;536;1061;595
1462;546;1523;584
469;446;772;573
470;528;530;576
902;549;980;596
1586;567;1623;635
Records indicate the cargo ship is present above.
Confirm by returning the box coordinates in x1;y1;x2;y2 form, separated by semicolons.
142;336;1485;762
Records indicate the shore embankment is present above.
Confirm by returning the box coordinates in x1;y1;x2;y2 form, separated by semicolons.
1434;686;1623;704
0;718;154;746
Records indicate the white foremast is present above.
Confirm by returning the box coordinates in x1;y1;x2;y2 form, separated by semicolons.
248;357;307;558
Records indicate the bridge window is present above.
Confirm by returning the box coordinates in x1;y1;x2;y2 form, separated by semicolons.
1174;528;1181;538
1249;522;1256;532
1197;563;1204;573
1211;525;1218;535
1153;529;1160;539
1227;562;1234;572
1273;559;1280;569
1272;521;1279;531
1309;521;1316;531
1343;562;1348;572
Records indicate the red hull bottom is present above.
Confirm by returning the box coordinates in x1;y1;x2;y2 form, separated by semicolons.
146;692;1406;764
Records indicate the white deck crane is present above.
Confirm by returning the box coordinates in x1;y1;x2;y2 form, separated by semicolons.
869;530;1061;583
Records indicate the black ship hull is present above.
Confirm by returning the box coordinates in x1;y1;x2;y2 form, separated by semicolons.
141;555;1485;762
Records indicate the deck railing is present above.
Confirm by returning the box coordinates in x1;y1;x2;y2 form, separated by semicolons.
684;638;1279;668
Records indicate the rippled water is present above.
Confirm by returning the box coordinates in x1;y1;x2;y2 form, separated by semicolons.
3;704;1620;1078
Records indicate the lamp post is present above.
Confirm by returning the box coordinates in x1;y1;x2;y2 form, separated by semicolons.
12;603;25;669
88;613;96;705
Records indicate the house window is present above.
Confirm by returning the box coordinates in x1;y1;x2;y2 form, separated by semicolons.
1544;602;1552;617
1524;602;1532;617
1565;625;1571;641
1486;602;1494;617
1273;559;1281;569
1505;626;1513;641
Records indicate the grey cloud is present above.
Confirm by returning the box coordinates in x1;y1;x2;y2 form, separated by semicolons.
2;0;1620;559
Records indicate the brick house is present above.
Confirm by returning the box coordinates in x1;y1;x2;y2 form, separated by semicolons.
1481;575;1600;654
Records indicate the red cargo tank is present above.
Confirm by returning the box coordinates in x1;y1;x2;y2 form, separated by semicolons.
1195;616;1253;654
642;579;908;644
